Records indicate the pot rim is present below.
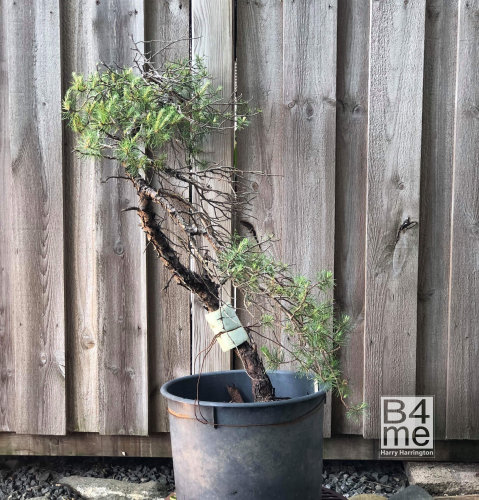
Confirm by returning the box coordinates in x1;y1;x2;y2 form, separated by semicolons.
160;369;327;409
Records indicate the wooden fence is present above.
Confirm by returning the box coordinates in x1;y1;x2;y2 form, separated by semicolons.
0;0;478;457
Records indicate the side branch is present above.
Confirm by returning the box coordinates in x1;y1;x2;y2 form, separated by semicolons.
134;176;206;237
132;176;224;252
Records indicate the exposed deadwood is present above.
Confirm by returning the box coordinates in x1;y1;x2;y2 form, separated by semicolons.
227;384;245;403
137;194;220;312
135;177;209;239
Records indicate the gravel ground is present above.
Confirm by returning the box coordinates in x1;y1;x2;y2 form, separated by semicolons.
323;460;409;498
0;457;175;499
0;457;408;499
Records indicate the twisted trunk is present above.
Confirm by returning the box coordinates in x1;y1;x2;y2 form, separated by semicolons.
136;192;275;402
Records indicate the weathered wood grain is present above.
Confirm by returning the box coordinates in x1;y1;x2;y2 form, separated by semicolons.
235;0;283;366
446;0;479;440
93;2;148;436
417;0;458;440
0;0;14;433
1;0;478;447
0;433;477;460
145;0;191;433
363;0;426;438
333;0;370;436
61;0;100;433
0;433;171;457
7;0;66;434
191;0;233;374
282;0;337;438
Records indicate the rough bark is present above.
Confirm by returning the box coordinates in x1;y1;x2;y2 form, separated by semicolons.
135;192;275;402
137;194;220;311
236;341;275;402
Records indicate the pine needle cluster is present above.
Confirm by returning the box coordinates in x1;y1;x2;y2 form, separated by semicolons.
63;57;251;177
218;237;365;416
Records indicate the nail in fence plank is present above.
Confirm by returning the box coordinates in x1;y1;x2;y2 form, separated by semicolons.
446;0;479;440
7;0;66;434
333;0;370;436
191;0;233;374
363;0;426;438
0;0;14;432
417;0;458;440
282;0;338;438
145;0;191;433
93;2;148;436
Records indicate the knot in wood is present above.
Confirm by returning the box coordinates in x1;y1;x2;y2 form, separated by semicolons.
40;352;47;366
113;240;125;255
352;104;364;115
469;105;479;119
305;102;314;119
81;330;96;349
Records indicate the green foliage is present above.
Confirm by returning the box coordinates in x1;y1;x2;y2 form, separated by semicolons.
63;57;252;176
219;236;363;412
260;346;285;371
346;401;369;421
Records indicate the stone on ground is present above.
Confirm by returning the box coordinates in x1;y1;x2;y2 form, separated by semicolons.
434;496;479;499
390;485;432;499
350;495;387;499
59;475;168;500
406;462;479;496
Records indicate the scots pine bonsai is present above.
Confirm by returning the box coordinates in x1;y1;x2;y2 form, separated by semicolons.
63;45;362;415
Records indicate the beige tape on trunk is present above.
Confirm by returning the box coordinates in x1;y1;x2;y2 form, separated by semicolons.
205;304;249;352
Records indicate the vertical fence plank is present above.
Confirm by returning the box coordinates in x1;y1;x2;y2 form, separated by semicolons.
61;1;99;433
417;0;458;440
145;0;191;433
283;0;337;438
94;2;148;436
333;0;370;436
446;0;479;440
7;0;66;434
191;0;233;374
0;0;14;432
363;0;426;438
236;0;283;364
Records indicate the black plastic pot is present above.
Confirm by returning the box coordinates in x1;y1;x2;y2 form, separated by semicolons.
161;370;326;500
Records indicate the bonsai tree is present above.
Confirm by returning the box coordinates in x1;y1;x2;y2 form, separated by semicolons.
63;44;362;415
